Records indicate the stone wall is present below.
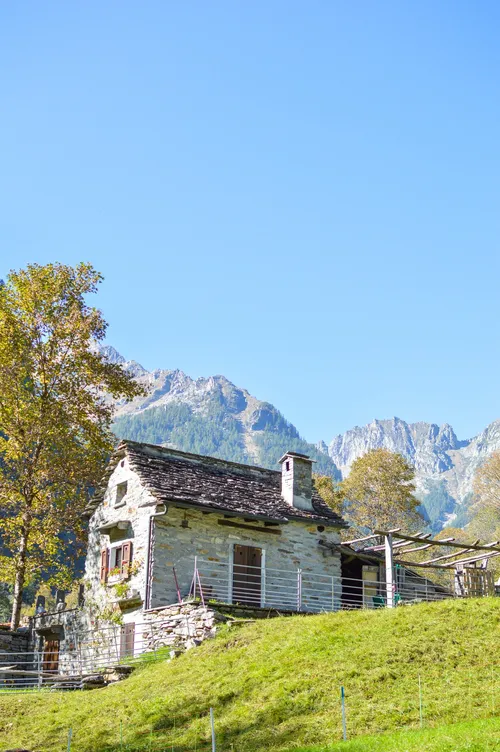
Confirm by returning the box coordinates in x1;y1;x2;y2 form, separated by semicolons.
151;505;342;611
0;627;31;687
31;609;99;676
142;603;228;654
0;626;29;654
84;456;156;627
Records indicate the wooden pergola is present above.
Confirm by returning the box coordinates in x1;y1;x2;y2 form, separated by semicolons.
342;528;500;607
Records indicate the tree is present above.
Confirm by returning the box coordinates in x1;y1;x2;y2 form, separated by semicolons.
474;451;500;514
340;448;423;532
470;453;500;577
0;263;143;628
313;474;344;516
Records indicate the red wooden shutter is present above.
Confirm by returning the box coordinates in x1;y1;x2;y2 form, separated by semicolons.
100;548;109;583
121;542;132;577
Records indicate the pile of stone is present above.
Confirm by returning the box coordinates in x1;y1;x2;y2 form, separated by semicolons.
142;603;228;654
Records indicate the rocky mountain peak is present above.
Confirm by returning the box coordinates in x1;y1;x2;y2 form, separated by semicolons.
100;343;500;530
328;416;466;481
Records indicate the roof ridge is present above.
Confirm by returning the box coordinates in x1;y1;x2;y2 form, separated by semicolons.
117;438;282;475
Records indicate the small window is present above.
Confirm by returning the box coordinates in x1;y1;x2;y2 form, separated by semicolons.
113;546;123;570
115;481;128;507
285;461;290;472
108;541;133;578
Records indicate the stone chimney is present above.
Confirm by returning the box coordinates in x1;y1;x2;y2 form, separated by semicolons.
279;451;315;512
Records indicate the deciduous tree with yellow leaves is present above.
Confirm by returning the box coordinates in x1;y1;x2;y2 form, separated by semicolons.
340;448;423;533
0;263;143;628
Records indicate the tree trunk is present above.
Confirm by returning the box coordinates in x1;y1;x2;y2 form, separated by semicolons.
10;526;29;631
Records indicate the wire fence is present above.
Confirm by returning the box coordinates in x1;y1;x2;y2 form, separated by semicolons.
0;618;183;691
5;665;500;751
0;560;469;693
0;559;488;695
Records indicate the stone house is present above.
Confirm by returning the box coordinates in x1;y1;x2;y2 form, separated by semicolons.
83;441;347;632
24;441;451;676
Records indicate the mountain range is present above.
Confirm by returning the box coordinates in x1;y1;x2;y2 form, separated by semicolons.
105;346;500;531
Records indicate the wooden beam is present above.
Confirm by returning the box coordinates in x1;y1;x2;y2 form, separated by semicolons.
441;551;500;568
392;558;442;569
365;533;431;552
393;551;500;569
401;543;434;554
375;530;500;554
217;519;281;535
421;548;477;565
341;533;380;545
402;537;456;555
385;533;394;608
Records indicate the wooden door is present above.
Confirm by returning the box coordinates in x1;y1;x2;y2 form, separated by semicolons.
42;638;60;673
232;545;262;606
120;623;135;659
362;566;379;608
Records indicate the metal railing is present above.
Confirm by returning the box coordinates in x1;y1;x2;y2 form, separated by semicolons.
0;617;193;691
193;558;454;613
0;560;468;692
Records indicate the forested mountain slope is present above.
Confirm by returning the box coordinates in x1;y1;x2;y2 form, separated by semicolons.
106;346;500;530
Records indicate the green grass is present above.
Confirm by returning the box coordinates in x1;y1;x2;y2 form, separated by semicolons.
0;598;499;751
301;716;500;751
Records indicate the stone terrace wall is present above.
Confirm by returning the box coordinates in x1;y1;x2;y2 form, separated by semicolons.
0;627;29;655
0;627;31;687
142;603;229;653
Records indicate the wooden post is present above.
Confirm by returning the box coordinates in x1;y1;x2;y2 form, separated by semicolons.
261;549;266;608
385;534;394;608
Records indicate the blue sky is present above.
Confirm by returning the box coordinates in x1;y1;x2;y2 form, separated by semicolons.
1;2;499;443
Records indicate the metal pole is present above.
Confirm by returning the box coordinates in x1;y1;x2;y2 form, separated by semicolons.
193;556;198;600
197;570;206;608
297;569;302;612
385;534;394;608
210;707;216;752
37;649;42;689
67;727;73;752
340;686;347;741
172;566;182;603
418;674;423;728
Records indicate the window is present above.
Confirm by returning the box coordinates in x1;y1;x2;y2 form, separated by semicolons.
100;541;133;583
115;482;128;507
111;546;123;571
285;461;290;472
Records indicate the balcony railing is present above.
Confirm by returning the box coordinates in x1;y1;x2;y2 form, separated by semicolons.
191;558;453;613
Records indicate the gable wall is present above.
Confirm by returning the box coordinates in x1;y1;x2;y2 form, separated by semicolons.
151;506;342;611
85;458;155;622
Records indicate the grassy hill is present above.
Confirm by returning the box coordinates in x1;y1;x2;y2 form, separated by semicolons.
0;599;499;751
301;717;500;751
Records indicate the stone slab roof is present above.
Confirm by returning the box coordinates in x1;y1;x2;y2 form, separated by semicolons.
90;440;346;528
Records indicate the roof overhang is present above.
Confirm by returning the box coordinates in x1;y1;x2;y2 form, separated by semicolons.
98;520;130;532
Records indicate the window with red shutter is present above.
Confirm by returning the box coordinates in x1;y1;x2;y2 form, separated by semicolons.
121;542;132;577
100;548;109;584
